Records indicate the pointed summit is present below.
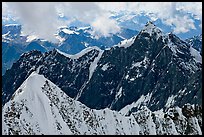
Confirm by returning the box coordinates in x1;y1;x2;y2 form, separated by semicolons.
143;21;157;31
11;72;48;101
144;21;155;27
140;21;163;39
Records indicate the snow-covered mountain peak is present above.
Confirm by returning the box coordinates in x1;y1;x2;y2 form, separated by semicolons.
3;72;202;135
3;72;72;134
111;21;163;49
11;71;49;102
140;21;163;39
26;35;38;42
2;72;141;135
145;21;155;27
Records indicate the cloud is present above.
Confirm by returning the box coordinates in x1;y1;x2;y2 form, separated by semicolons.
97;2;128;12
2;2;9;16
91;15;121;37
164;15;196;34
2;2;202;41
3;2;121;42
97;2;202;34
2;2;18;22
5;2;64;43
57;2;121;37
177;2;202;20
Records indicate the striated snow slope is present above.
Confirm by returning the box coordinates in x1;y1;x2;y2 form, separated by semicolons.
2;72;202;135
2;72;140;135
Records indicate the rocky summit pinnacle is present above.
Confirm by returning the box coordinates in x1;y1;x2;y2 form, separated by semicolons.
138;21;163;39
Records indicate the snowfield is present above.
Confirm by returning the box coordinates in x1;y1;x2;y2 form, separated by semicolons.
2;72;202;135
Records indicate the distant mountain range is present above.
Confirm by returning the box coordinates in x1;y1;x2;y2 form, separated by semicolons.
56;26;138;54
109;11;202;40
2;24;138;75
2;9;202;76
3;9;201;39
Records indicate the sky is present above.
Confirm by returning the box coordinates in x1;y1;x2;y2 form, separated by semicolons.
2;2;202;42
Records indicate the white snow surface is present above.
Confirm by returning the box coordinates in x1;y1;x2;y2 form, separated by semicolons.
2;72;202;135
2;31;10;37
26;35;38;42
4;24;19;27
2;72;140;135
120;93;152;115
166;37;178;56
189;46;202;63
115;87;123;100
3;72;72;135
77;26;91;31
165;95;176;108
115;36;136;49
88;50;104;80
131;60;143;68
101;63;109;71
55;35;65;43
2;31;11;42
56;46;101;60
131;56;149;69
62;28;79;35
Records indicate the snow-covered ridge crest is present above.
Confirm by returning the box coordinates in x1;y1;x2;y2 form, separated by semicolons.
56;46;102;59
11;72;45;101
61;28;79;35
4;24;20;27
2;73;202;135
2;72;140;135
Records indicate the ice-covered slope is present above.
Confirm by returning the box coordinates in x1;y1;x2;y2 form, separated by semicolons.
2;72;202;135
2;72;140;135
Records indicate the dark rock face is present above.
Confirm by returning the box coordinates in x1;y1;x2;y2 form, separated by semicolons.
2;50;43;105
2;40;55;75
2;48;101;105
186;34;202;55
2;22;202;113
78;25;202;111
